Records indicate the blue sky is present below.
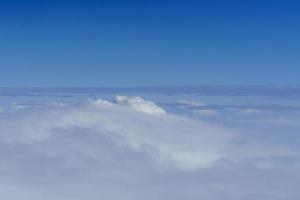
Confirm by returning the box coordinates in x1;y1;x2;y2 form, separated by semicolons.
0;0;300;86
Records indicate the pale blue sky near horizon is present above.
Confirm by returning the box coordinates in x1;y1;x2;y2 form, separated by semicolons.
0;0;300;86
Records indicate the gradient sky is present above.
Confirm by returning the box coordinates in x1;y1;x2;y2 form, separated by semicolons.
0;0;300;86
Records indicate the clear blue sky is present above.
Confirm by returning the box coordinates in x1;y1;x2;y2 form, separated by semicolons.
0;0;300;86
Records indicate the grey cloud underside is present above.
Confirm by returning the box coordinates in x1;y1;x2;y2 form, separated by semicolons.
0;90;300;200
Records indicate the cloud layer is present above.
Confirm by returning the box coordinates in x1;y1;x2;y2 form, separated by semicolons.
0;95;299;200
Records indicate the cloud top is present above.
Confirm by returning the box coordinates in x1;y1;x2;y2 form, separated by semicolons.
0;95;299;200
115;95;166;115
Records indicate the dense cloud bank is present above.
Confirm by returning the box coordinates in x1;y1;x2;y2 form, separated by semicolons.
0;96;299;200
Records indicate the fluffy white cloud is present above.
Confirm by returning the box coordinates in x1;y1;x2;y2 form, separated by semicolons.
115;95;166;115
0;96;234;170
0;96;299;200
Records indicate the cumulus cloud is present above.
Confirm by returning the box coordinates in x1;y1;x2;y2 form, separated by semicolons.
0;95;299;200
115;95;166;115
0;96;234;170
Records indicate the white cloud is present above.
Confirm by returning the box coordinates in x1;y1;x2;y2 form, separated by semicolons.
0;96;299;200
178;99;206;106
115;95;166;115
0;96;234;170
